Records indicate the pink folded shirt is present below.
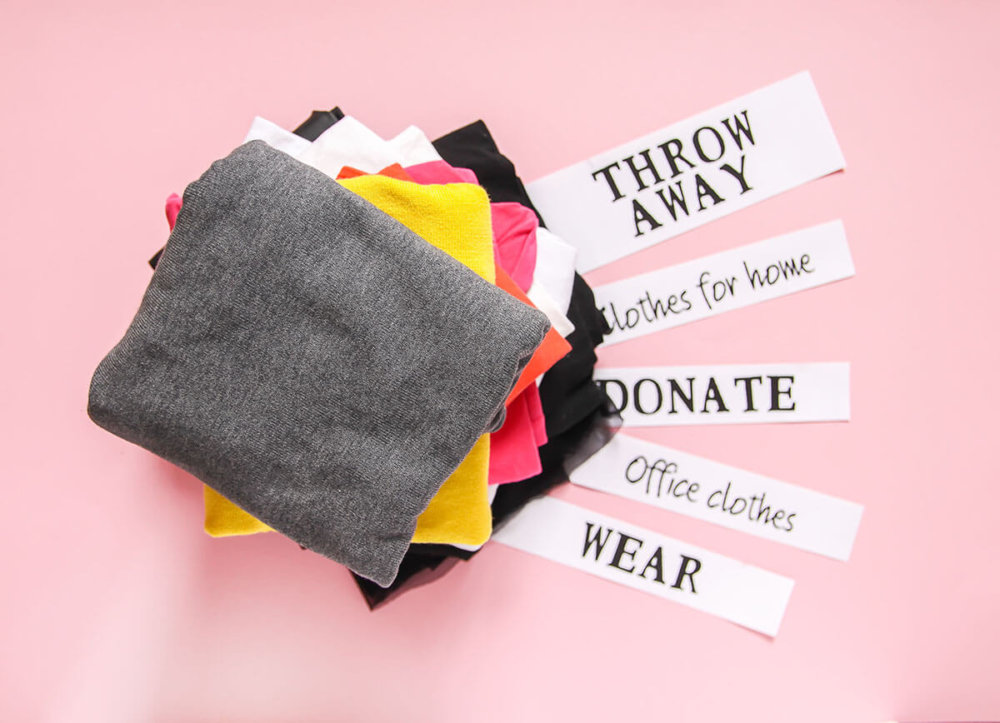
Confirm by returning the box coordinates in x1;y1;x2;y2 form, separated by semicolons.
407;162;539;291
490;202;538;293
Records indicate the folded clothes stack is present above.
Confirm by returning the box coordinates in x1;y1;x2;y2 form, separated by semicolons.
88;108;620;607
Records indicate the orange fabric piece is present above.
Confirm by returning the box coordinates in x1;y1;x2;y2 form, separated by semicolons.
337;164;412;181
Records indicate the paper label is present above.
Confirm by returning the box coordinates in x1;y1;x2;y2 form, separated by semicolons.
526;72;846;272
594;221;854;346
493;496;794;636
571;434;863;560
594;363;850;426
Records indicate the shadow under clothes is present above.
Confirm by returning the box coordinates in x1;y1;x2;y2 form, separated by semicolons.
351;119;620;608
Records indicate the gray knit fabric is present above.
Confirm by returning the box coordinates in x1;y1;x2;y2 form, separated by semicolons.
88;140;550;586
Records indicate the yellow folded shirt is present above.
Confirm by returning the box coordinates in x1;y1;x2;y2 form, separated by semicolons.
203;176;497;547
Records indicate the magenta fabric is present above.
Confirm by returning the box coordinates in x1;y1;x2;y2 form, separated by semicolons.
404;160;478;185
490;202;538;292
403;159;545;485
407;162;539;292
165;193;182;230
486;392;542;484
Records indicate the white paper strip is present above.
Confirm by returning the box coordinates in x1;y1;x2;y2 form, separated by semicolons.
571;434;863;560
594;220;854;346
594;363;850;426
493;496;794;636
526;72;846;272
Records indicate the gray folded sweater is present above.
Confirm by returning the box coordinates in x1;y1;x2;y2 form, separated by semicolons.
88;140;550;586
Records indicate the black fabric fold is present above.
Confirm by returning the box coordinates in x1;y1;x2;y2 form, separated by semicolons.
293;107;345;140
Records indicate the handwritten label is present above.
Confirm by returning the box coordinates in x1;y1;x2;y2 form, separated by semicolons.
594;363;850;426
594;221;854;346
493;496;794;636
571;434;863;560
526;72;845;272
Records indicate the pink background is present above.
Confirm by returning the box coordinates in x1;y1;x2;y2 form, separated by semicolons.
2;1;998;720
